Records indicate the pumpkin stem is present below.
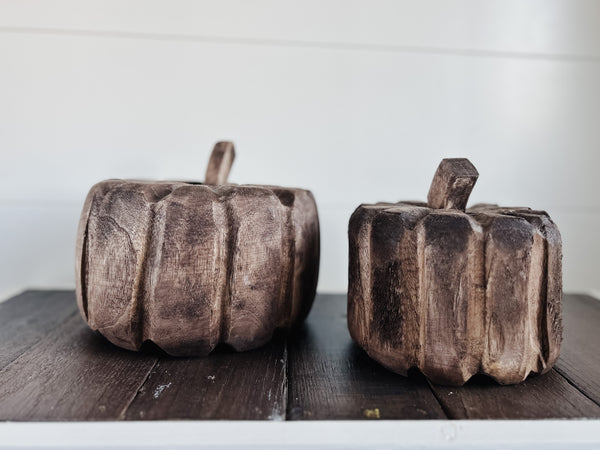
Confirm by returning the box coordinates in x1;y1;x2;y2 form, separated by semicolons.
205;141;236;185
427;158;479;211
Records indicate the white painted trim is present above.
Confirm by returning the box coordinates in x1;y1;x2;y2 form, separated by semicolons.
0;420;599;449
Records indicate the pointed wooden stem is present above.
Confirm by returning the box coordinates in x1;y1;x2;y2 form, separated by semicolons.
205;141;236;185
427;158;479;211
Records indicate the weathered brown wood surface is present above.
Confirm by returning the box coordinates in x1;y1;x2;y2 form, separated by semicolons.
426;158;478;211
287;294;446;420
430;293;600;419
0;310;157;420
75;141;320;356
124;337;287;420
204;140;235;185
0;290;76;368
0;291;287;420
348;159;562;385
429;370;600;419
554;294;600;405
0;291;598;420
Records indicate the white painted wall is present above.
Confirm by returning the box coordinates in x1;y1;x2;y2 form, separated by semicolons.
1;1;599;299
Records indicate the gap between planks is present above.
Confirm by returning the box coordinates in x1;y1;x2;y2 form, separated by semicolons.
1;291;599;421
117;358;159;420
554;366;600;410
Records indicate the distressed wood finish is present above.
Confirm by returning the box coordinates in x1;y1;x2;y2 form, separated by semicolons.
125;336;287;420
427;158;478;211
0;291;598;420
0;290;77;369
75;142;319;356
429;370;600;419
287;294;446;420
0;302;157;420
555;295;600;405
348;159;562;386
0;291;287;421
204;141;235;185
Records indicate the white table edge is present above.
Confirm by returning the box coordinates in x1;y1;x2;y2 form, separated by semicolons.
0;420;599;449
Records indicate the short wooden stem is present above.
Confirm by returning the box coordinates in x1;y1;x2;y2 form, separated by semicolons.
427;158;479;211
205;141;235;185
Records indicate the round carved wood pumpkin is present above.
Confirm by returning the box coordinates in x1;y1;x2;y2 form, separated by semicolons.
348;159;562;385
75;142;320;356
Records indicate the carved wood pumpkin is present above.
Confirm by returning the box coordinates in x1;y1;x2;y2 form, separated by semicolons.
76;142;319;356
348;159;562;385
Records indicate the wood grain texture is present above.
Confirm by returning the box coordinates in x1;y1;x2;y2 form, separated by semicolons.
125;336;287;420
0;291;599;421
75;142;319;356
287;294;447;420
427;158;479;211
204;141;235;185
429;370;600;419
0;312;157;420
0;290;78;369
555;294;600;405
348;159;562;386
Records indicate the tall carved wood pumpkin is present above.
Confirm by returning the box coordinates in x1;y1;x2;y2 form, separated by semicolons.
76;142;320;356
348;159;562;385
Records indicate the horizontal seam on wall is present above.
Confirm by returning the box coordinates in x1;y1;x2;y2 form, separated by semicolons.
0;26;599;64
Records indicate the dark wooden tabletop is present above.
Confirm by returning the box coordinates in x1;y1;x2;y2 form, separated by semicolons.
0;290;598;421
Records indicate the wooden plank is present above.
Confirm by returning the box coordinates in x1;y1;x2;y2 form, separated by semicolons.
0;311;157;420
427;291;600;418
0;290;78;369
287;294;447;420
555;294;600;405
1;290;598;422
429;369;600;419
124;336;287;420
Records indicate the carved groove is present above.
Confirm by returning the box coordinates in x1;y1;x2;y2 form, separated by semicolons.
76;180;319;356
348;202;562;386
222;191;237;345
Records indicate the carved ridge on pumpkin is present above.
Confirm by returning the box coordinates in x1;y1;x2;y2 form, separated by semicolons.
78;178;319;357
221;189;237;347
277;190;296;329
76;189;95;322
294;189;320;324
347;200;562;386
